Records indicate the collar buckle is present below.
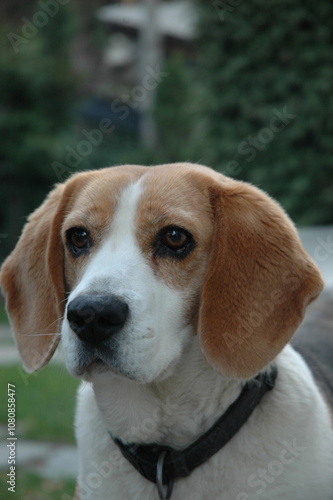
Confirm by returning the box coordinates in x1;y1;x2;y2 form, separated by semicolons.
156;451;174;500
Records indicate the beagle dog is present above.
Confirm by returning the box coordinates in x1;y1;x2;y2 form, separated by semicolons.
1;163;333;500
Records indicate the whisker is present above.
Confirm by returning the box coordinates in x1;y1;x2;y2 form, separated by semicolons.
45;315;65;330
24;333;62;337
22;314;66;338
58;297;69;306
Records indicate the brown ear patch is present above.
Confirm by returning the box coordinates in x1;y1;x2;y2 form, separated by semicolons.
199;176;323;378
0;169;100;372
0;184;65;372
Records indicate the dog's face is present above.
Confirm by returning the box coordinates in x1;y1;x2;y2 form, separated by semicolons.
0;163;324;380
61;168;214;382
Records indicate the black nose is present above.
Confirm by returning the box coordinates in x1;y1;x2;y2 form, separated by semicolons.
67;294;129;344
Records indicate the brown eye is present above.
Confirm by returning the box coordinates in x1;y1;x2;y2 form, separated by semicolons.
155;226;195;259
163;229;189;251
67;228;91;256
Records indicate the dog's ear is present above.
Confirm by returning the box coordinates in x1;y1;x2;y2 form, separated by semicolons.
0;175;89;372
199;176;323;378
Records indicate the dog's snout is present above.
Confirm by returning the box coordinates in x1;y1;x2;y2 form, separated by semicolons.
67;294;129;344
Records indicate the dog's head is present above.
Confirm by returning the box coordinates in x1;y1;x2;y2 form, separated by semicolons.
0;163;323;380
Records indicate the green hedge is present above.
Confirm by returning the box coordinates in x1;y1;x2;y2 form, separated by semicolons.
196;0;333;224
0;4;78;261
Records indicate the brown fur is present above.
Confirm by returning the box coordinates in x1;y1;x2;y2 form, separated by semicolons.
198;171;323;377
0;163;323;379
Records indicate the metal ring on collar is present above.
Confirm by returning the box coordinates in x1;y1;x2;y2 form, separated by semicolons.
156;451;174;500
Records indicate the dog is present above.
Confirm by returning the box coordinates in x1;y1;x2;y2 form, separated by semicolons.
1;163;333;500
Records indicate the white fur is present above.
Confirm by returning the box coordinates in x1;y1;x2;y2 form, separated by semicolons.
74;344;333;500
62;181;192;383
61;181;333;500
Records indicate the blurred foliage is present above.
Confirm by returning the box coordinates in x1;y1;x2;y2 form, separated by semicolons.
0;298;8;323
1;0;332;266
195;0;333;224
0;3;79;260
0;1;152;262
0;364;79;442
154;53;204;163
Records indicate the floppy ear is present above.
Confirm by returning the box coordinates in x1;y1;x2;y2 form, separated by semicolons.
0;184;68;372
0;174;89;372
199;176;324;379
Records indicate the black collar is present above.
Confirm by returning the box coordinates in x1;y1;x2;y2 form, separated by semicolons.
112;366;278;499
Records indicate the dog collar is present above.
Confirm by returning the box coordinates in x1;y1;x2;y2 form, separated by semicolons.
112;366;278;500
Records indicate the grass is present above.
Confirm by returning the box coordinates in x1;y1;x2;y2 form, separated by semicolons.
0;364;80;499
0;303;79;443
0;473;76;500
0;364;80;443
0;299;9;324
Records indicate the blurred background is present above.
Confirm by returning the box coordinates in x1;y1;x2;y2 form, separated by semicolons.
0;0;333;262
0;0;332;498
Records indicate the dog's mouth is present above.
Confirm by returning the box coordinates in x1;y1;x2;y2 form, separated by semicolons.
89;357;107;370
72;351;111;378
86;354;119;375
71;339;117;375
80;352;130;380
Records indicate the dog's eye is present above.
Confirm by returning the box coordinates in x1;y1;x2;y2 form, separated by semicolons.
67;228;91;256
156;226;195;259
163;229;189;251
